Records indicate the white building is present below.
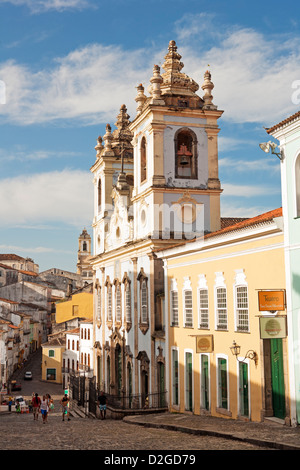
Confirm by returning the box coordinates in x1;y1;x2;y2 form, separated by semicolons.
90;40;223;407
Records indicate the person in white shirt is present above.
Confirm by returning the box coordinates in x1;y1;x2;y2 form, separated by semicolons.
40;395;49;424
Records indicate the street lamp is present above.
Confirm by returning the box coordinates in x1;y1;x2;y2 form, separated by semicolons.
230;340;258;365
259;141;284;160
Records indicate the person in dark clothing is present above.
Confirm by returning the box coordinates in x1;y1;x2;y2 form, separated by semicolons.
97;391;107;419
32;393;41;420
60;393;70;421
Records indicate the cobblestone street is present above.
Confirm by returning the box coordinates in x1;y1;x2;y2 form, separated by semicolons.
0;410;268;451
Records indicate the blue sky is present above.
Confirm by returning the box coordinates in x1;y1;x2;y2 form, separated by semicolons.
0;0;299;272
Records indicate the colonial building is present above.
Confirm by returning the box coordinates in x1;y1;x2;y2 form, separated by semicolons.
157;208;290;423
266;111;300;426
90;40;223;406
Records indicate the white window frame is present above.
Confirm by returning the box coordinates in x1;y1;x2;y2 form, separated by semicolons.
125;282;131;323
234;270;249;332
198;274;209;329
170;278;179;327
115;283;122;323
216;286;227;330
214;272;227;330
183;277;193;328
97;286;101;322
141;279;148;324
106;284;112;322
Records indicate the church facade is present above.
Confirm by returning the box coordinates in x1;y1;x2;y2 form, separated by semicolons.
90;40;223;406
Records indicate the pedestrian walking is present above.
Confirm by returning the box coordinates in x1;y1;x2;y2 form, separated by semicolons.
15;399;20;414
60;393;70;421
40;395;49;424
8;398;12;412
32;393;41;420
46;393;54;413
97;391;107;420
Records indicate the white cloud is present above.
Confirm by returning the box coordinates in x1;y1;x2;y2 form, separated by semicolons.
1;19;300;128
219;156;280;173
0;0;94;13
0;169;93;226
0;147;82;162
220;202;274;219
175;20;300;125
0;243;73;254
0;44;150;125
222;183;280;198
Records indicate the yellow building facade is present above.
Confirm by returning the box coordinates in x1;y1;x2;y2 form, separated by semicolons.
55;292;93;324
41;340;65;384
158;208;291;423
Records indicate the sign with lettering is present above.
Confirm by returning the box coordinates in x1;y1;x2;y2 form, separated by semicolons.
258;290;286;311
196;335;213;353
259;316;287;339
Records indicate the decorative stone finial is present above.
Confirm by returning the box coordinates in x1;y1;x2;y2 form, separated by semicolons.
103;124;114;156
201;70;217;110
115;104;130;131
95;136;104;157
161;40;199;95
135;83;147;115
149;65;164;103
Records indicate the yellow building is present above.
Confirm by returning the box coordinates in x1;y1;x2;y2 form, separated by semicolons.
55;291;93;324
157;208;290;424
41;337;65;384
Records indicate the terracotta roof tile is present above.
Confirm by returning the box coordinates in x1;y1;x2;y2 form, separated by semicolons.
205;207;282;239
154;207;282;253
266;111;300;134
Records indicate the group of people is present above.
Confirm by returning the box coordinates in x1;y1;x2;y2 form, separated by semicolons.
31;392;70;423
12;390;107;421
31;393;54;423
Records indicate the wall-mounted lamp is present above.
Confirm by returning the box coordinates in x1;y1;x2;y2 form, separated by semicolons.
259;141;284;161
230;340;258;366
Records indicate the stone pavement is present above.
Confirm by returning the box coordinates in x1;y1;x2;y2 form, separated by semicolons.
123;412;300;450
1;405;300;451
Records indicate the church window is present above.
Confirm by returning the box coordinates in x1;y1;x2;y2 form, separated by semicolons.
141;280;148;323
175;128;197;179
137;268;149;333
83;241;87;251
125;282;131;323
140;136;147;183
98;179;102;212
107;284;112;322
115;282;122;323
97;286;101;322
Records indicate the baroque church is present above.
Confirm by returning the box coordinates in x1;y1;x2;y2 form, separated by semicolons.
90;40;223;405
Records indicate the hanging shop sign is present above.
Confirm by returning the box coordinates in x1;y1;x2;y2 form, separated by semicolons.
258;290;286;311
196;335;214;353
259;316;287;339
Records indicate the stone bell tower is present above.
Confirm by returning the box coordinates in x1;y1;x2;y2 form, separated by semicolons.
129;40;223;242
77;228;93;281
90;104;134;255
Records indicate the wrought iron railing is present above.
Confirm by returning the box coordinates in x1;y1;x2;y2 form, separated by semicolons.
105;391;168;410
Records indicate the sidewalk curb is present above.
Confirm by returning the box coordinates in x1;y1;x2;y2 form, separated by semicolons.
123;417;300;451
